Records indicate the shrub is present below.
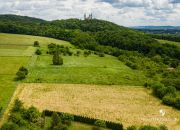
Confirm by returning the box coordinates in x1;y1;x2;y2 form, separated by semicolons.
94;120;106;128
165;86;176;95
35;117;45;128
84;51;91;57
175;97;180;109
152;83;176;99
16;71;26;80
98;53;105;57
0;122;19;130
48;43;56;49
23;106;40;123
106;121;123;130
127;125;137;130
34;41;40;47
15;67;28;80
158;125;168;130
0;106;2;114
35;49;42;55
139;125;158;130
125;61;138;69
60;113;74;121
51;112;62;128
76;51;81;56
19;66;28;75
67;51;73;56
144;82;151;88
53;51;63;65
9;113;27;126
12;99;23;112
152;83;166;98
162;94;176;106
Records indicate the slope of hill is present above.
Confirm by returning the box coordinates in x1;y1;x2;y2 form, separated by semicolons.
1;14;179;60
0;14;180;129
0;14;46;24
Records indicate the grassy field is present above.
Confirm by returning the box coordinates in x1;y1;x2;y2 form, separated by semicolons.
0;57;30;74
25;55;148;86
17;83;180;130
157;39;180;47
0;56;29;117
0;33;72;47
45;116;108;130
0;33;74;122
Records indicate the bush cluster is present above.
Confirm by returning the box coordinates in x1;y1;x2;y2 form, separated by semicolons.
15;66;28;80
83;50;91;57
52;51;63;65
151;83;180;109
34;41;40;47
1;99;44;130
48;43;73;56
35;49;42;55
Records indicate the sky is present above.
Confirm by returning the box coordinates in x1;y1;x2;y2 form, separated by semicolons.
0;0;180;26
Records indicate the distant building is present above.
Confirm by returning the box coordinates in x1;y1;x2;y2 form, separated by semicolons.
84;13;93;20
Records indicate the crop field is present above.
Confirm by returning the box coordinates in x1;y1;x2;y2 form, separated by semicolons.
25;55;148;86
17;83;180;130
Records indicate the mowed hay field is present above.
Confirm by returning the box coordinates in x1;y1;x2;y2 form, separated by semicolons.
17;83;180;130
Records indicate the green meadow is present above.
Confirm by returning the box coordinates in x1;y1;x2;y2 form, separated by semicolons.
0;33;149;118
26;55;148;85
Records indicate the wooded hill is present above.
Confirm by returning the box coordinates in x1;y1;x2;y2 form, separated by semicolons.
0;14;179;60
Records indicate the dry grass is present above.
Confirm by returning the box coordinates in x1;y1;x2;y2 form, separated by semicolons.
17;83;180;129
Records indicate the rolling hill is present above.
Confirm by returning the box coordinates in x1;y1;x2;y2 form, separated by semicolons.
0;14;180;130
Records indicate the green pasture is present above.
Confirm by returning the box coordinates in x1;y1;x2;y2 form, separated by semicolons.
0;33;74;120
0;57;30;75
26;55;148;86
0;33;72;47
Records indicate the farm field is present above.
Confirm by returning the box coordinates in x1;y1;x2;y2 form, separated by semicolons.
17;83;180;130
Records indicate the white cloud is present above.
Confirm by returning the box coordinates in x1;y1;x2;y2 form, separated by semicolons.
0;0;179;26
